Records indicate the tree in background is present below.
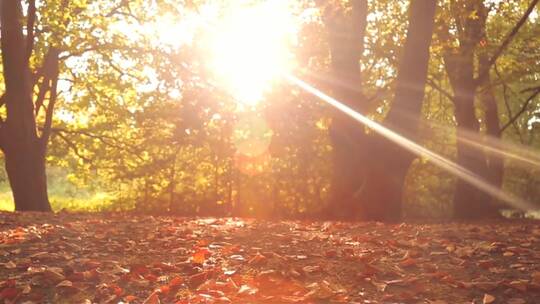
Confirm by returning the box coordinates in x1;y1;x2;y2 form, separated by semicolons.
0;1;59;211
438;0;539;218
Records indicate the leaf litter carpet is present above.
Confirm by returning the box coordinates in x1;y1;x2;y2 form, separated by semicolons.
1;212;539;303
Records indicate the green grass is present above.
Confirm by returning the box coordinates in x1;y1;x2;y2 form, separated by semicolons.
0;191;14;211
0;191;115;212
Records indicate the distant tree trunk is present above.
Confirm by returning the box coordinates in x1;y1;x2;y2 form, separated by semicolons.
441;1;495;218
323;0;369;219
445;53;495;218
0;1;57;212
442;0;537;218
167;152;178;212
479;55;504;201
324;0;436;221
227;156;234;215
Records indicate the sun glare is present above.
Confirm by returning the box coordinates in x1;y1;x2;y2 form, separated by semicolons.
209;2;298;107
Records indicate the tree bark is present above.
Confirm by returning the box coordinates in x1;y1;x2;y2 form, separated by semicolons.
323;0;369;219
441;0;536;218
4;146;50;211
0;1;52;211
444;50;498;218
357;0;437;221
324;0;436;221
479;56;504;202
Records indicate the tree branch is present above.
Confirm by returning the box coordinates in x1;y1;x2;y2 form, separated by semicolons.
475;0;540;85
500;87;540;133
494;63;524;141
25;0;36;63
40;49;60;146
50;127;147;162
54;131;92;163
34;77;50;116
426;77;454;100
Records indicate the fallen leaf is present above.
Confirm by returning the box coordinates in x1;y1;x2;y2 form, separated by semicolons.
371;280;387;292
189;271;211;288
43;268;65;284
56;280;73;288
142;291;160;304
532;271;540;285
169;276;183;288
302;265;321;274
248;253;267;265
305;282;334;300
507;298;526;304
399;257;417;267
192;248;211;264
483;293;495;304
237;284;258;296
508;280;528;292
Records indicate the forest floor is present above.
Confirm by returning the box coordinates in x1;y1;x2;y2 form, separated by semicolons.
0;212;539;304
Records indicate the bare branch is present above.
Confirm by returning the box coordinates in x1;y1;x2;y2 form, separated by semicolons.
54;132;92;163
522;85;540;93
494;63;524;141
50;127;147;162
475;0;540;85
426;77;454;100
500;87;540;133
40;49;60;146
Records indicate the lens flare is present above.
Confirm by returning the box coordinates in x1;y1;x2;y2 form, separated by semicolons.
287;75;536;211
233;115;273;158
209;1;298;106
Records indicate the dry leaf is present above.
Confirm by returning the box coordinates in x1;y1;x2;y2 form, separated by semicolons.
483;293;495;304
507;298;526;304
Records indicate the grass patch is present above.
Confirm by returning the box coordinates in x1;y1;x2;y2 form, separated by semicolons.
0;191;114;212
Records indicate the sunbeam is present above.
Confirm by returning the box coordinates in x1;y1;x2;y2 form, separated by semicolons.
382;108;540;169
286;75;536;211
458;134;540;168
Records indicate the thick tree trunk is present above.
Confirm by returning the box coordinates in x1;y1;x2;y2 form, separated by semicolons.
0;1;52;212
325;0;436;221
368;0;437;221
5;145;50;211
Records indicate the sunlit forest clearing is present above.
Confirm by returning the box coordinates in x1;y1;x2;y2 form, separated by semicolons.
1;0;540;303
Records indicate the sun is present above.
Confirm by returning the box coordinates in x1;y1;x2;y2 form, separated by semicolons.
208;1;298;107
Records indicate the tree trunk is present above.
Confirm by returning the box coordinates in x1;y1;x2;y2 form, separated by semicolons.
358;0;437;221
479;55;504;203
4;146;50;211
324;0;436;221
0;1;52;212
442;1;501;219
451;77;495;218
324;0;369;219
